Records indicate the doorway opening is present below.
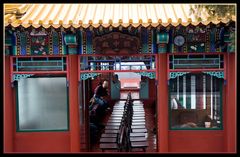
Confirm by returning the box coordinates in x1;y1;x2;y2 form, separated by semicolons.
78;71;157;152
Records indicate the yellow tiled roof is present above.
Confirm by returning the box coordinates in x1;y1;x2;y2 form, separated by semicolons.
4;4;236;28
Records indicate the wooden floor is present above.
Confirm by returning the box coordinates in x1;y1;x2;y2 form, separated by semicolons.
90;91;157;152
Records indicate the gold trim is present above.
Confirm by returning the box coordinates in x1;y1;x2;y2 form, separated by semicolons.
4;4;236;28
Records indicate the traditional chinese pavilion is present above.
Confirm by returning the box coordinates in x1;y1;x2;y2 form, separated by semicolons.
4;4;236;153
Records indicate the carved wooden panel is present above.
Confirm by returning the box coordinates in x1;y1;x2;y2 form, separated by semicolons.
93;32;140;54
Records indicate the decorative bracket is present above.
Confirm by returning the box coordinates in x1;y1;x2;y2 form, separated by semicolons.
80;73;100;80
203;71;224;79
135;72;156;79
12;74;34;82
169;72;190;79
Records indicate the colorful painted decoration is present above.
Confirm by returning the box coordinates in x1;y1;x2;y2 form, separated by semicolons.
30;29;49;55
93;32;140;54
136;72;156;79
169;72;190;79
186;25;206;52
80;73;101;80
20;32;27;55
52;31;60;54
203;71;224;79
141;27;149;53
174;35;185;47
173;25;187;52
13;74;34;82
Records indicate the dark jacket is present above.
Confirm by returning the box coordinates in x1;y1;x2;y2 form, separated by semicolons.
94;85;108;98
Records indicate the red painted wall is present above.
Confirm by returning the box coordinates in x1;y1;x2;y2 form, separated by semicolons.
224;53;236;152
157;53;169;152
5;52;235;153
14;132;70;152
68;55;81;152
4;56;14;152
169;131;224;152
120;78;140;89
9;56;78;152
167;53;236;153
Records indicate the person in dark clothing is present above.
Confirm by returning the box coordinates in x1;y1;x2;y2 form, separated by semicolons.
93;80;109;109
90;80;109;131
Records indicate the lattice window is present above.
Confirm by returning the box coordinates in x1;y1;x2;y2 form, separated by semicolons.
12;57;67;72
169;54;224;70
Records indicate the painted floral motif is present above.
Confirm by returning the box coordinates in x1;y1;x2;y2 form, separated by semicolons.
30;29;49;55
31;36;49;55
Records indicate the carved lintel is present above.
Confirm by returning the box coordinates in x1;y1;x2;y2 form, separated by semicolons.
169;72;190;79
80;73;100;80
203;71;224;79
13;74;34;82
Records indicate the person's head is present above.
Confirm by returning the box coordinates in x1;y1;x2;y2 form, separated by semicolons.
141;76;147;81
102;80;108;88
114;74;118;80
112;74;119;82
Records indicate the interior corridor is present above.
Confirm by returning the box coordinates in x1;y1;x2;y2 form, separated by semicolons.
91;91;157;152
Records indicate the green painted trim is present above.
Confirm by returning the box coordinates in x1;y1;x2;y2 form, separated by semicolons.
135;72;156;79
5;33;13;46
64;34;77;45
13;46;17;55
5;47;10;56
80;73;100;80
16;81;20;131
17;60;62;63
175;58;220;61
68;47;77;54
168;83;171;130
219;79;223;130
13;74;34;82
18;66;63;68
157;44;167;53
170;128;222;130
203;71;224;79
16;76;69;132
66;82;70;131
16;129;69;132
156;32;169;44
169;72;189;79
62;45;67;55
16;58;65;71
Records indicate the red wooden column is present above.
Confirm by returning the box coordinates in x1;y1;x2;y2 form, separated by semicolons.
68;55;81;152
4;56;14;152
224;53;236;152
157;53;168;152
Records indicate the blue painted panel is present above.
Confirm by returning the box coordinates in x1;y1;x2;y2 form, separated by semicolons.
21;46;27;55
210;28;216;52
78;31;83;54
111;79;121;100
152;30;157;53
86;30;93;54
53;46;59;54
139;78;149;99
53;31;59;54
141;28;148;53
20;32;27;55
